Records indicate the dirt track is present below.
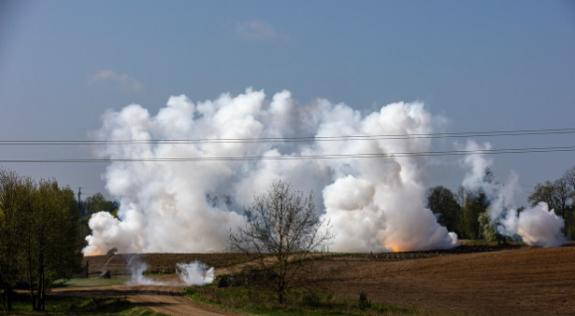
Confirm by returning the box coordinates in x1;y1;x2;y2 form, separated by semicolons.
304;246;575;315
54;284;247;316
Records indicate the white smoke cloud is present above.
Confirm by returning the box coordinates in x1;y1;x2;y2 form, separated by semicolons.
460;140;566;247
84;88;458;255
517;203;565;247
130;262;160;286
176;261;215;285
130;261;214;286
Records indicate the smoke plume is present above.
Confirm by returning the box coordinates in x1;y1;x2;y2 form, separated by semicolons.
177;261;215;285
84;88;459;255
130;261;214;286
460;140;565;247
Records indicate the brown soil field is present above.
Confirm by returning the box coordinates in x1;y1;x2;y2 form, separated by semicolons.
84;252;260;275
75;245;575;315
301;246;575;315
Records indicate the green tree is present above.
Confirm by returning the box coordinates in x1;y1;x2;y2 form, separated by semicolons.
462;190;490;240
1;168;82;311
21;179;82;311
461;168;496;240
83;193;118;217
478;212;498;242
0;168;27;311
426;186;461;236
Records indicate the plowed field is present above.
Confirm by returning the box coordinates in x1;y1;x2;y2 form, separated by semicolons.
303;246;575;315
76;246;575;315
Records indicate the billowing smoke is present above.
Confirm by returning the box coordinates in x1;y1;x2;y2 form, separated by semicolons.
130;261;214;286
176;261;215;285
460;140;565;247
517;203;565;247
84;88;458;255
130;262;160;285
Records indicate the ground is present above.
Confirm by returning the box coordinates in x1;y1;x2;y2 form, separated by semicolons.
303;246;575;315
50;244;575;316
54;285;247;316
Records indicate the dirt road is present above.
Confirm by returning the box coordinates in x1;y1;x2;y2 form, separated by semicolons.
55;284;246;316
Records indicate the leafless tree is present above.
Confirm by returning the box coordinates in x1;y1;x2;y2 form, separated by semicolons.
563;165;575;194
529;174;575;239
229;181;332;304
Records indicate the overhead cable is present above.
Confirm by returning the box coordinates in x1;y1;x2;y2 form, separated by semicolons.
0;127;574;145
0;145;573;163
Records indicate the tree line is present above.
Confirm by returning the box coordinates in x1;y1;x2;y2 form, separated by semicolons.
427;165;575;242
0;168;84;311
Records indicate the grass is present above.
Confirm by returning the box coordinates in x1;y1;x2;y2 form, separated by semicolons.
0;293;166;315
184;284;434;316
54;278;129;288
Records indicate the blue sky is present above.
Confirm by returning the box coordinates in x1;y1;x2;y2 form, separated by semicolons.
0;0;574;203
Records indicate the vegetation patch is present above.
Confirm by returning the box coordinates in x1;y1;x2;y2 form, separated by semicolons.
54;277;129;288
184;283;424;316
0;293;166;315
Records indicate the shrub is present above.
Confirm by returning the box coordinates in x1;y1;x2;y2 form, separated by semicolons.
183;287;197;296
358;290;371;311
301;291;322;307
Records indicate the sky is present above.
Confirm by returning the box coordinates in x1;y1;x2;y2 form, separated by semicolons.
0;0;574;204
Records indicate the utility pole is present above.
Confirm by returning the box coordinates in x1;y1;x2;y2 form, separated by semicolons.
78;187;84;218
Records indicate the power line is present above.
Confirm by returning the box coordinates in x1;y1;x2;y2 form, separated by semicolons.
0;145;573;163
0;127;574;145
83;193;117;200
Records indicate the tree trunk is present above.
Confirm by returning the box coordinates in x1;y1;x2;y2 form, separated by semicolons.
27;235;37;310
29;280;36;311
36;252;44;311
4;285;12;311
41;280;45;311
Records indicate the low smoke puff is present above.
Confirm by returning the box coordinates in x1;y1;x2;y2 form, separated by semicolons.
130;261;214;286
176;261;215;285
460;140;566;247
130;262;161;286
518;203;565;247
84;88;458;254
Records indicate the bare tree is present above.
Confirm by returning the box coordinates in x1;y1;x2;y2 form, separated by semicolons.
529;179;572;219
529;176;574;239
229;181;332;304
564;165;575;191
528;181;556;209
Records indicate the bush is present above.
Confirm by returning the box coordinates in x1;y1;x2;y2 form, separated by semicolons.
301;291;322;307
183;287;197;296
358;290;371;311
